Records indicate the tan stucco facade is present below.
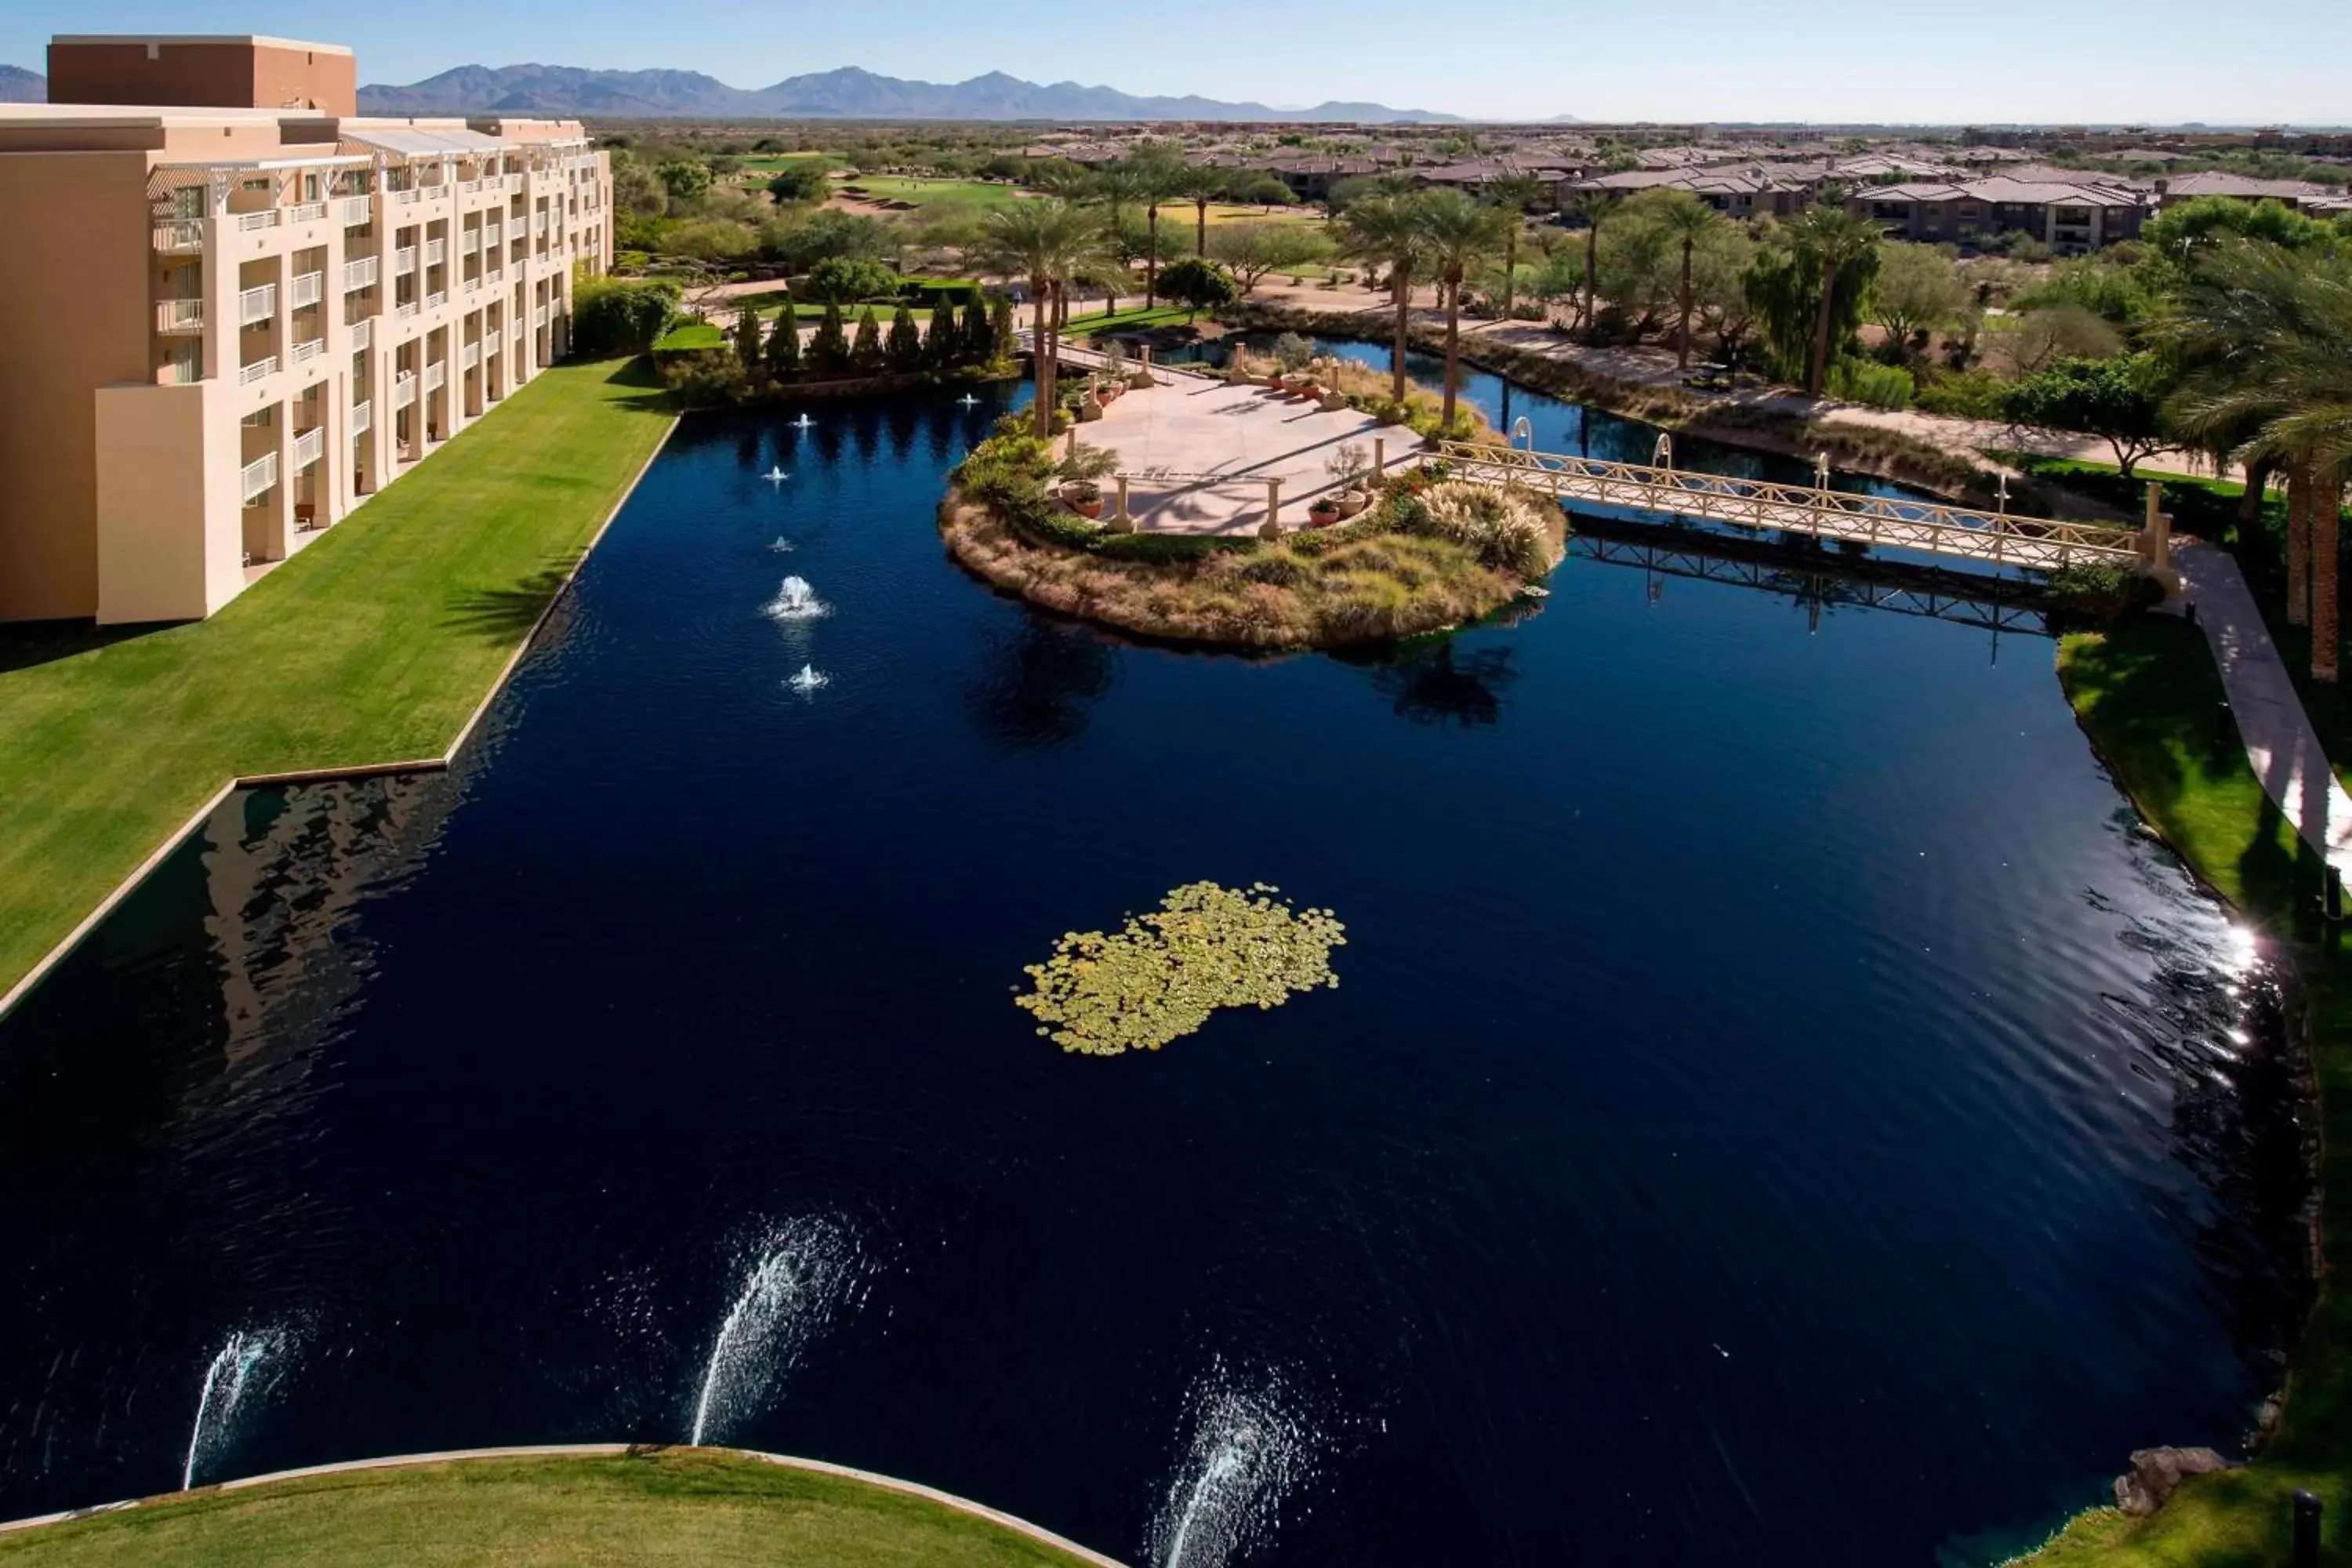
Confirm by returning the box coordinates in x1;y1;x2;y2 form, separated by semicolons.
0;36;612;626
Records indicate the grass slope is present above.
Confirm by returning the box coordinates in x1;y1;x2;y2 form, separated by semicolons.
0;1450;1100;1567
2016;616;2350;1565
0;358;676;1001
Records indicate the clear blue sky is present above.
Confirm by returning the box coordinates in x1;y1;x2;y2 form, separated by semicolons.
9;0;2350;125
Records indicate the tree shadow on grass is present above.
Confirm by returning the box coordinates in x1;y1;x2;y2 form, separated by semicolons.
0;617;167;677
441;552;586;644
604;355;680;416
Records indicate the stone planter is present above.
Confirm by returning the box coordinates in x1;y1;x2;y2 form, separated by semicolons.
1308;501;1344;528
1337;490;1370;519
1319;392;1351;413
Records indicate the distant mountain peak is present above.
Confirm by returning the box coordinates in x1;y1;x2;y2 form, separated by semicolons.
355;62;1458;122
0;64;45;103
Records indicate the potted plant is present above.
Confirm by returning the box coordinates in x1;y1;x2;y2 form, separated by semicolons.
1058;439;1120;522
1327;443;1373;517
1272;332;1312;394
1308;495;1344;528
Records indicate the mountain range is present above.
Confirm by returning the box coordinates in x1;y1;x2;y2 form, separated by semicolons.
351;64;1461;122
0;65;44;103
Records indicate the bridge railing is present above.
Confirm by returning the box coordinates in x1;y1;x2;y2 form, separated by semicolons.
1431;440;2146;567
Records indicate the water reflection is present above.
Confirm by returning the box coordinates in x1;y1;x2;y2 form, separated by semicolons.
1361;644;1521;728
963;619;1118;751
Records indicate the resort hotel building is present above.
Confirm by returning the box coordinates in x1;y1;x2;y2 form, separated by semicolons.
0;34;613;625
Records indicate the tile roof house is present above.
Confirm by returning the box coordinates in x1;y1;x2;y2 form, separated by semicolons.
2156;171;2340;210
1851;176;2147;252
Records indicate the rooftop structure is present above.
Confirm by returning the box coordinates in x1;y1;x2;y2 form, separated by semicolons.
0;35;613;625
1850;175;2147;251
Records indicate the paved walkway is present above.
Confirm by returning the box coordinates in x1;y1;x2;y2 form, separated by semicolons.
2175;542;2352;877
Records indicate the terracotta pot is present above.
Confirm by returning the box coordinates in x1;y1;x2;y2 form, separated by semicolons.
1308;503;1343;528
1072;495;1105;520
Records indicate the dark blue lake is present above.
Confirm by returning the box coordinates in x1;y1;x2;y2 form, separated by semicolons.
0;367;2310;1566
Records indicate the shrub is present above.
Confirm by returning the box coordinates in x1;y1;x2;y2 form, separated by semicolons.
2045;561;2164;619
1913;366;2008;419
806;256;900;304
1272;332;1314;376
572;278;680;357
885;305;924;371
1393;481;1560;577
1827;358;1915;410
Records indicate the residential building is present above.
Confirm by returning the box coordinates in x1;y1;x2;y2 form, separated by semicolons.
2154;170;2340;210
0;34;612;626
1561;166;1812;220
1850;176;2146;252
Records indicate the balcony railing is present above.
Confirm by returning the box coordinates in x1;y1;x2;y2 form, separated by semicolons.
289;270;324;309
154;298;205;332
394;245;418;274
532;303;550;328
239;355;278;384
343;255;379;292
394;187;422;205
238;284;278;326
285;201;327;226
350;318;372;352
392;372;417;410
396;299;420;320
234;209;280;232
292;336;327;365
292;426;325;470
461;230;481;255
350;399;372;435
340;194;373;225
240;452;278;502
459;178;485;195
485;328;503;356
423;361;448;394
423;238;446;267
154;220;205;252
426;290;448;310
461;342;481;370
483;223;503;248
485;267;505;288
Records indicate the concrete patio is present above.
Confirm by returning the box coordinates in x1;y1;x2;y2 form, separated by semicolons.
1069;373;1417;535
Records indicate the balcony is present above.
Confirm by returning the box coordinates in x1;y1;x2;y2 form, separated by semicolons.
240;452;278;503
394;187;422;206
343;255;379;292
234;209;281;233
485;267;505;289
290;426;324;471
340;194;373;226
239;355;278;385
532;303;549;328
459;177;485;196
350;399;372;435
424;238;447;268
350;318;373;352
285;201;327;226
238;284;278;326
461;230;482;256
485;328;503;356
394;245;418;274
426;290;448;310
154;220;204;253
289;270;325;309
423;361;448;394
461;342;481;371
154;298;205;333
396;299;420;320
483;224;503;249
292;336;327;365
392;372;417;410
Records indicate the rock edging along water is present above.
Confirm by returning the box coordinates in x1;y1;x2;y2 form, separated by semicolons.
0;410;679;1028
0;1443;1124;1565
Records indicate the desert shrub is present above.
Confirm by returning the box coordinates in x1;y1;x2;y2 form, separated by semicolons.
1827;358;1915;410
573;277;680;357
2044;561;2164;619
1240;553;1315;587
1913;366;2009;420
1394;481;1559;577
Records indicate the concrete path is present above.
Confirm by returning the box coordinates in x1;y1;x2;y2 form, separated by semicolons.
2175;541;2352;877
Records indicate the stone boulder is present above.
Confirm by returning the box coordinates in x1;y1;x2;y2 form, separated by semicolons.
2113;1447;2234;1516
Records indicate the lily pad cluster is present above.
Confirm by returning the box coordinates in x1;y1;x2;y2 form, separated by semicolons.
1014;882;1346;1056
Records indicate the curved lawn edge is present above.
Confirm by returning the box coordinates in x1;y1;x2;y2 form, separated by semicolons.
2005;617;2344;1566
0;1445;1122;1566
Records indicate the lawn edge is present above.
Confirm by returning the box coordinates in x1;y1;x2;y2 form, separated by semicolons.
0;1444;1121;1565
0;407;679;1025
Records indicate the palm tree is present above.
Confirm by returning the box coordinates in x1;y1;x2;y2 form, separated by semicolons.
1483;174;1548;324
1782;205;1883;397
1123;150;1189;308
1657;193;1722;370
1177;165;1228;258
980;201;1105;439
1413;188;1512;430
2168;238;2352;676
1335;191;1432;402
1563;189;1620;336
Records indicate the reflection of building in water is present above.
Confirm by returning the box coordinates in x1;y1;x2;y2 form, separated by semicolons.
201;766;466;1059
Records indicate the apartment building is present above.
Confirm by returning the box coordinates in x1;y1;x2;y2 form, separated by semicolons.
0;34;612;626
1849;176;2146;253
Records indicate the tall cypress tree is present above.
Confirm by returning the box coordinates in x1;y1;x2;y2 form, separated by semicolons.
764;310;801;381
733;307;764;382
923;292;963;368
849;306;885;373
886;304;924;371
808;301;850;376
989;299;1017;365
963;292;993;364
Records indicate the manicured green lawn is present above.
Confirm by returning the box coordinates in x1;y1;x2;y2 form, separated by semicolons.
1061;304;1200;336
0;358;677;1002
0;1450;1102;1567
840;176;1029;212
2015;618;2351;1566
